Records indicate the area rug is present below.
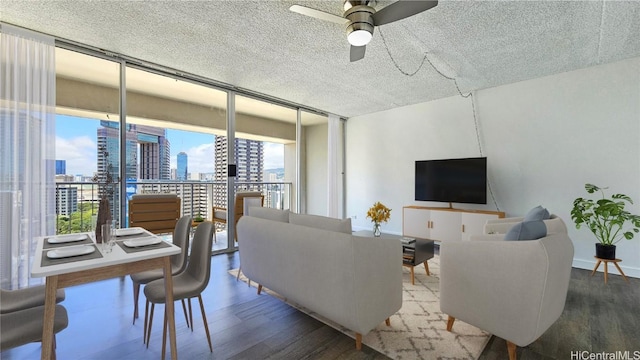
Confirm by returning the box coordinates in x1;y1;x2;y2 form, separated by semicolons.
229;256;490;359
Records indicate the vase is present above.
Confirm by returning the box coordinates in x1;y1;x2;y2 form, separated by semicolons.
595;243;616;260
95;196;112;244
373;222;381;237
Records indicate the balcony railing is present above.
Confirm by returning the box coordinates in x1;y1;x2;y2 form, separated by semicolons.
54;181;292;235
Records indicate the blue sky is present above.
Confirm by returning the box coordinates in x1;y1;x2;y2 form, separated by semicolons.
56;115;284;176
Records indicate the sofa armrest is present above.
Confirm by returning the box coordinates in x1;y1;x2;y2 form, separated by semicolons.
485;216;523;225
439;239;550;346
483;219;521;234
469;234;506;241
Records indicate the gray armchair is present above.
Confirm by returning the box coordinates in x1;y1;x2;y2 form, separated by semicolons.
439;231;574;360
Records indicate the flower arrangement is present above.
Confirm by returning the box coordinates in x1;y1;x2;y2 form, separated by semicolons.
367;201;392;224
367;202;391;237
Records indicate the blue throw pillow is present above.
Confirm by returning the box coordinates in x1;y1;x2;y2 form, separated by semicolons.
523;205;550;222
504;220;547;241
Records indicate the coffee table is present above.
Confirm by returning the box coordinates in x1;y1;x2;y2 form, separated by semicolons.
353;230;434;284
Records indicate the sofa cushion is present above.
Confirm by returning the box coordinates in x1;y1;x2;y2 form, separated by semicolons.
248;207;290;223
289;213;352;234
504;220;547;241
523;205;550;221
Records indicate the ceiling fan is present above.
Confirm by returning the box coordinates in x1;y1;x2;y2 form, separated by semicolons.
290;0;438;62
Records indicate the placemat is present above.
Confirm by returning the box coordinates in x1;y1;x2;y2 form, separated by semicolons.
43;234;93;249
41;245;103;267
116;239;172;254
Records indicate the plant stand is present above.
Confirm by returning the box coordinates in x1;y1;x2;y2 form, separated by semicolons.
591;257;629;284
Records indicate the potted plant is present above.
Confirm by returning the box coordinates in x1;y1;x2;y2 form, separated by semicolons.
194;213;205;223
571;183;640;260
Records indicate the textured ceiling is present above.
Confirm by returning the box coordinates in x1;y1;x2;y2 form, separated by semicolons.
1;0;639;118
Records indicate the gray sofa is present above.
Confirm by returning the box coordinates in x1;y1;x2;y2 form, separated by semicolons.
236;208;403;350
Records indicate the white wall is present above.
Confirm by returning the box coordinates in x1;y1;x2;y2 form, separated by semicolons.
346;56;640;277
305;123;328;216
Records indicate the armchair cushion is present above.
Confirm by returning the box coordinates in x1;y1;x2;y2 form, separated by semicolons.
504;220;547;241
523;205;550;221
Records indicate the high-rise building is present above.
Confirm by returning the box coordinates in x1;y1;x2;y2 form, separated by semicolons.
55;187;78;216
137;125;171;180
55;160;66;175
97;122;170;220
177;152;188;180
214;136;264;206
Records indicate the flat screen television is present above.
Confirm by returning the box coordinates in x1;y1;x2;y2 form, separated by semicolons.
415;157;487;204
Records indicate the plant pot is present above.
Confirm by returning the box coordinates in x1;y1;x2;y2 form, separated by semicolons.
595;243;616;260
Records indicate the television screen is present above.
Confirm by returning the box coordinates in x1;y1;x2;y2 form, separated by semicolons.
415;157;487;204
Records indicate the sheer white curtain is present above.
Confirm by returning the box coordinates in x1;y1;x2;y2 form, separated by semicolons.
0;24;56;289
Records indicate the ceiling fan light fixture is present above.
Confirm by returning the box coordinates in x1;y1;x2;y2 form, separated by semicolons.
347;29;372;46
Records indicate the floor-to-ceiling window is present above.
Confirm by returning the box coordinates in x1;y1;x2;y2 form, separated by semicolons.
51;43;338;253
54;47;121;233
125;65;228;250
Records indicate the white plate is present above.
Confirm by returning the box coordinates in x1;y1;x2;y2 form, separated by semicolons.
123;237;162;248
115;228;145;237
47;245;95;259
47;234;88;244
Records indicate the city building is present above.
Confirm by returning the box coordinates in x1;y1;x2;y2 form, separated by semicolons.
177;152;188;180
98;122;171;219
55;187;78;216
55;160;66;175
214;136;264;207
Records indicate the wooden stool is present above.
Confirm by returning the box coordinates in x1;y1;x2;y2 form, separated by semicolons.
591;257;629;284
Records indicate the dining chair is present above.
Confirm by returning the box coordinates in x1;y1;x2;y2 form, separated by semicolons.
143;221;215;358
1;304;68;358
130;215;192;332
0;286;65;314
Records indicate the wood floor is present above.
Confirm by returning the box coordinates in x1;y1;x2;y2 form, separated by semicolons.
479;264;640;360
2;251;639;359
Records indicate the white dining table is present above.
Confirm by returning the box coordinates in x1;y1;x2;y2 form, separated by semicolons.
31;229;181;360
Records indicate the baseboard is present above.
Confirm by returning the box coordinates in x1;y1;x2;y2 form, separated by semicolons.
573;258;640;279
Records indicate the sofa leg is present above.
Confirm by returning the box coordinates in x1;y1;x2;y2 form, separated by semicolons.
507;341;517;360
257;284;263;295
446;316;455;331
385;318;391;326
355;333;362;350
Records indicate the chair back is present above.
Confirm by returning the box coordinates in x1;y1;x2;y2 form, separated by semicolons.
185;221;215;294
129;194;181;234
171;215;192;273
235;191;263;224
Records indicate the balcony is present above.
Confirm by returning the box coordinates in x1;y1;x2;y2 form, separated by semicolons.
54;180;292;241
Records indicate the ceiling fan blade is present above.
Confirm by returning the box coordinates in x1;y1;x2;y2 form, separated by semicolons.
289;5;348;25
350;45;366;62
372;0;438;26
